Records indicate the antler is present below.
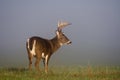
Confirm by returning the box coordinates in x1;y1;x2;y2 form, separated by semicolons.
57;21;71;31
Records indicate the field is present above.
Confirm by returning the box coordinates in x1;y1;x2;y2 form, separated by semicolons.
0;65;120;80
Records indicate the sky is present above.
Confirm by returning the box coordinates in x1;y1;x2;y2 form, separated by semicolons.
0;0;120;67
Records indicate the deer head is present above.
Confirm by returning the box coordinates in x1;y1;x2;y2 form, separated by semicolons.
56;21;72;45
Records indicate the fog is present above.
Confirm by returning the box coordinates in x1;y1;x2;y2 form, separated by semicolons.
0;0;120;67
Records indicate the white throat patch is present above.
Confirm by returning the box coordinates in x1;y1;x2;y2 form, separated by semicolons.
59;43;63;46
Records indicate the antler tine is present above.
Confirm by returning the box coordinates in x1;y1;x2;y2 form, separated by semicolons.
57;21;61;31
57;21;71;31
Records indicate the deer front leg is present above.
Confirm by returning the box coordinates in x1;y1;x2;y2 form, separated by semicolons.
42;58;45;67
45;55;50;73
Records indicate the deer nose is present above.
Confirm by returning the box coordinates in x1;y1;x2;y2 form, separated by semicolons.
67;41;72;44
69;41;72;44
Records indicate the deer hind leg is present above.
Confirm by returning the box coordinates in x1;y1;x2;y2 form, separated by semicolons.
35;56;41;71
28;54;33;70
27;46;33;70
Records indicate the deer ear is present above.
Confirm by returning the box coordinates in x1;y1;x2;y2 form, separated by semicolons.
56;30;59;35
56;30;60;37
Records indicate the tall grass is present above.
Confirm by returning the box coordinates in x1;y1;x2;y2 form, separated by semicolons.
0;65;120;80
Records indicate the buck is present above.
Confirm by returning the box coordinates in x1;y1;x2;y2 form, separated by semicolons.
26;21;72;73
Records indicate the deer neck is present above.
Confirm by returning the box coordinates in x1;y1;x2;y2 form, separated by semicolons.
50;36;61;53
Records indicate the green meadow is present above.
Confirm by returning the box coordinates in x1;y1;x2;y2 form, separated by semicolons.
0;65;120;80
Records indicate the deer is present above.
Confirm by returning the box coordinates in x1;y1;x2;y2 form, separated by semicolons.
26;21;72;73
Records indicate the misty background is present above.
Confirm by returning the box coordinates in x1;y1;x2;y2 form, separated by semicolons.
0;0;120;67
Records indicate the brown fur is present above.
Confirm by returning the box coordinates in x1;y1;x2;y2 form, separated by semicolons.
26;31;71;73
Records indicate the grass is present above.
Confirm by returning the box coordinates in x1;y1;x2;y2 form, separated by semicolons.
0;65;120;80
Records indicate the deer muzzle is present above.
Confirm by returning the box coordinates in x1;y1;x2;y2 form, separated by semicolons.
67;41;72;44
